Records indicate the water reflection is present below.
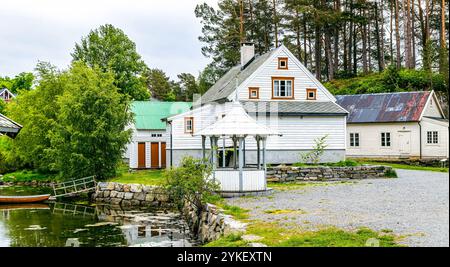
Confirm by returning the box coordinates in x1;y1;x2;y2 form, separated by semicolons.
0;202;197;247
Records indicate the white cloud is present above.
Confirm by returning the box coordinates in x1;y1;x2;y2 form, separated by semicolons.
0;0;218;79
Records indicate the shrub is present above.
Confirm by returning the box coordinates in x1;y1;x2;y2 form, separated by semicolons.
164;156;219;209
299;135;329;164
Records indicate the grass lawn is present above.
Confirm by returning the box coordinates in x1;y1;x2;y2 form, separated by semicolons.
108;165;166;186
205;197;401;247
359;161;448;173
205;221;401;247
267;181;356;191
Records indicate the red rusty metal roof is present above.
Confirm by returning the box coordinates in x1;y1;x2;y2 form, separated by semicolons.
335;91;431;123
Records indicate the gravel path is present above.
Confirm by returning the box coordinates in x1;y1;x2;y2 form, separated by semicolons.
226;169;449;247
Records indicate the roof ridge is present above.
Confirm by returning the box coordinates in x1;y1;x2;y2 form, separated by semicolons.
336;90;429;97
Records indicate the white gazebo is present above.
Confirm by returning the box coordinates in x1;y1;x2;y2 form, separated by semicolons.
195;102;280;194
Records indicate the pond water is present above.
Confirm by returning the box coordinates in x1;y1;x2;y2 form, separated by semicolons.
0;186;198;247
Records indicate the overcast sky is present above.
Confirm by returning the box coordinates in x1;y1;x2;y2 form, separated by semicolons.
0;0;218;80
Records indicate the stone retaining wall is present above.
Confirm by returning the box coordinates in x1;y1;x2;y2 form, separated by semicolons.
182;201;246;243
92;182;245;244
92;182;171;207
267;165;394;182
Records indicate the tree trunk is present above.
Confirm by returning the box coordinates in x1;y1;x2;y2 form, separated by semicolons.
362;8;368;74
379;0;386;70
439;0;449;86
315;24;322;79
296;9;302;62
404;0;413;69
273;0;278;47
390;0;394;65
303;14;308;67
411;0;416;68
239;0;245;43
348;0;354;72
326;29;334;80
395;0;401;68
334;0;341;73
375;1;384;71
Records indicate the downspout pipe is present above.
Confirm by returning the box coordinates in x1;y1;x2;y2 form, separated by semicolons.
169;121;173;168
418;121;422;159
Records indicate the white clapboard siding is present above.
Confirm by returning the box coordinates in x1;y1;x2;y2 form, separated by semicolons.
235;47;334;102
126;128;167;169
214;170;266;192
170;102;345;150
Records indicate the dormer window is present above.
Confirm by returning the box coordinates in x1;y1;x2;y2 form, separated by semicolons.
272;77;294;99
306;88;317;100
248;87;259;99
184;117;194;134
278;57;288;69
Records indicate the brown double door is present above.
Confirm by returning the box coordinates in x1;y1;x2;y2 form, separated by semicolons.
138;142;166;169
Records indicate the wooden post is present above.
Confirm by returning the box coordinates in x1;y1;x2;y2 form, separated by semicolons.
222;136;226;168
256;136;260;169
262;137;267;190
233;137;237;169
201;135;206;162
238;137;244;192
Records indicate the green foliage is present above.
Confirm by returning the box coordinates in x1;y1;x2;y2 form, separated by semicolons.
71;24;150;100
5;62;65;173
0;170;56;183
219;204;250;220
0;72;34;93
164;157;219;209
357;160;448;173
384;169;398;178
325;67;447;95
326;160;359;167
46;62;132;179
0;99;6;114
203;233;248;247
10;72;34;93
145;68;175;101
4;62;132;180
299;135;328;164
277;227;399;247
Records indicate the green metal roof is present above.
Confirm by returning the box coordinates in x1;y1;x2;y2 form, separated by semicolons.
131;101;192;130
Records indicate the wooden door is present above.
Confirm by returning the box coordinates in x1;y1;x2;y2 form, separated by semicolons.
151;142;159;168
137;143;146;168
398;131;411;155
161;142;166;168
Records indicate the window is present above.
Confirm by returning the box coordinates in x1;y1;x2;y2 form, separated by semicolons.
151;133;163;137
272;77;294;99
184;117;194;134
306;88;317;100
381;132;391;147
427;131;438;144
278;57;288;69
349;133;360;147
248;87;259;99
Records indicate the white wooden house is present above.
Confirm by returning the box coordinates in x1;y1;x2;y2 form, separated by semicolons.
336;91;449;159
165;43;348;167
124;101;191;169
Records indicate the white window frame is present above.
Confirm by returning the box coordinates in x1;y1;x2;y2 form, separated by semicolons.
272;78;294;99
427;131;438;144
184;117;194;134
381;132;391;147
349;132;360;147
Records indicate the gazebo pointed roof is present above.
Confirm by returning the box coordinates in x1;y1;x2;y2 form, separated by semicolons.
195;102;280;137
